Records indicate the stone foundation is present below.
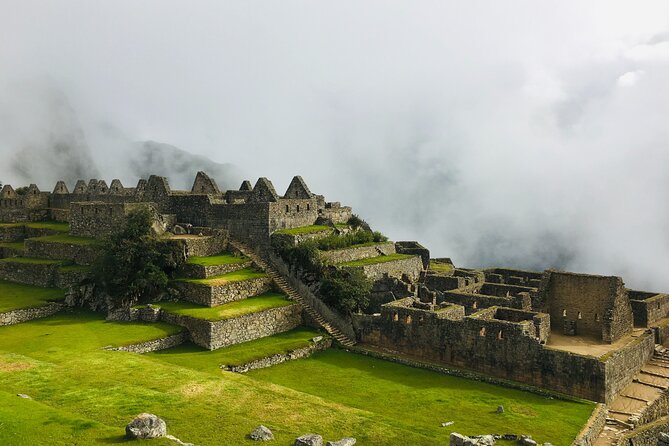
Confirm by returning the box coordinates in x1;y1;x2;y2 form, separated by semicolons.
104;332;187;353
178;260;253;279
174;276;273;307
222;336;331;372
319;242;395;264
24;239;99;265
0;302;65;326
343;255;423;281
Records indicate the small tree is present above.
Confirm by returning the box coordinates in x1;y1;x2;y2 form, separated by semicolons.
92;208;183;309
319;269;372;314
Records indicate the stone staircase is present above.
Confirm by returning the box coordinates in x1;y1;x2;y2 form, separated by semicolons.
594;345;669;446
230;240;356;347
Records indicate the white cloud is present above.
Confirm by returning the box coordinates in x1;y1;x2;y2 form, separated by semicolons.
617;70;645;87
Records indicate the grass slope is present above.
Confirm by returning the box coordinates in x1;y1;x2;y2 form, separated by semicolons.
249;350;595;445
274;225;331;236
27;234;98;246
338;253;414;267
430;260;454;273
0;280;66;313
0;222;70;233
0;312;595;445
187;252;249;266
0;242;25;252
0;257;63;265
149;328;322;369
177;267;267;286
158;293;292;321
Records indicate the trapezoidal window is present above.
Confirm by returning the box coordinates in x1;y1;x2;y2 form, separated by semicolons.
307;204;310;211
285;205;289;213
562;309;567;317
393;313;399;322
594;313;600;322
296;205;300;212
577;312;582;320
479;327;486;337
406;315;412;324
497;330;504;340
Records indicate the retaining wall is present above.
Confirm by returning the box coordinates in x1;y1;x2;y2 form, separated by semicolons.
0;302;65;326
173;276;273;307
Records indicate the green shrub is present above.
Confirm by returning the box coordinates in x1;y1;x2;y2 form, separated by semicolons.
316;230;387;251
320;269;372;314
92;209;184;309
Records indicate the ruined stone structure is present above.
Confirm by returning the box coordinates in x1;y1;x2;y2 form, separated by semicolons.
5;171;669;444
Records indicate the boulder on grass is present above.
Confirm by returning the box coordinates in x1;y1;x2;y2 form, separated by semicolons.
125;413;167;439
295;433;323;446
326;438;356;446
250;425;275;441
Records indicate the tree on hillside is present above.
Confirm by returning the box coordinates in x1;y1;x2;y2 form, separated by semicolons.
92;208;184;309
319;268;372;314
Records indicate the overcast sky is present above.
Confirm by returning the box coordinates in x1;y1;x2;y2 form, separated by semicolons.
1;1;669;289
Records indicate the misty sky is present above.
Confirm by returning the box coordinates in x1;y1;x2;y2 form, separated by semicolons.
2;1;669;290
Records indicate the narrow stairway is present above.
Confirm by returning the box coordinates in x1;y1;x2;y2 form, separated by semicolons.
229;240;356;347
594;345;669;446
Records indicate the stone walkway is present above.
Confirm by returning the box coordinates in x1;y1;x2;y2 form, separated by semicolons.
594;345;669;446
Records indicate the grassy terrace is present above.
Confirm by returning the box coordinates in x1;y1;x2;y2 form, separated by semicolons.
430;260;454;273
338;253;414;267
274;225;331;236
187;252;249;266
320;241;383;252
0;221;69;233
158;293;292;321
0;242;25;252
0;280;66;313
0;311;594;445
27;234;98;246
149;328;322;368
176;267;267;286
57;264;91;273
0;257;63;265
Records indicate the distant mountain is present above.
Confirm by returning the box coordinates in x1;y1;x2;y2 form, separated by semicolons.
128;141;243;191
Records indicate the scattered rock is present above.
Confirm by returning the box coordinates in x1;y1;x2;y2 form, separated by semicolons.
166;434;194;446
326;438;356;446
503;434;518;441
250;425;275;441
16;393;31;399
543;443;553;446
312;336;323;343
473;434;495;446
450;433;468;446
519;436;537;446
125;413;167;439
295;434;323;446
441;421;455;427
496;405;504;413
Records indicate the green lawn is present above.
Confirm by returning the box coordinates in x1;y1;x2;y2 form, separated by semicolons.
187;252;249;266
274;225;331;236
430;261;454;273
338;253;414;267
0;280;66;313
27;234;98;246
149;328;323;369
0;242;25;252
0;222;70;233
0;257;63;265
177;267;267;286
57;265;91;273
0;311;594;445
158;293;292;321
249;350;595;445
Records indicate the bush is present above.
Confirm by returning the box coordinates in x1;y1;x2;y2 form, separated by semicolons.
320;269;372;314
347;214;371;231
92;209;184;309
316;230;387;251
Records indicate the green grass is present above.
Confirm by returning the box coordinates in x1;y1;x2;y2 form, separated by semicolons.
158;293;292;321
149;328;323;369
0;242;25;252
0;312;594;445
0;257;63;265
338;253;414;267
27;234;98;246
430;261;454;273
187;252;249;266
335;223;349;229
0;280;66;313
0;222;70;233
274;225;331;236
321;241;384;252
24;221;70;233
177;267;267;286
57;265;91;273
249;350;595;445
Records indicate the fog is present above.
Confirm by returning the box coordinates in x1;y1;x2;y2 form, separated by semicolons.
1;1;669;290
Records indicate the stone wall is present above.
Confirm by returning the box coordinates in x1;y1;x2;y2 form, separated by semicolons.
540;271;634;343
604;331;656;404
173;276;273;307
395;241;430;269
222;336;332;372
160;304;302;350
0;302;65;326
617;415;669;446
69;202;156;237
105;332;187;353
0;261;59;287
572;404;607;446
169;231;228;257
343;255;423;281
179;259;252;279
0;225;26;242
24;239;99;265
319;242;396;264
629;291;669;327
319;202;352;224
354;298;614;402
